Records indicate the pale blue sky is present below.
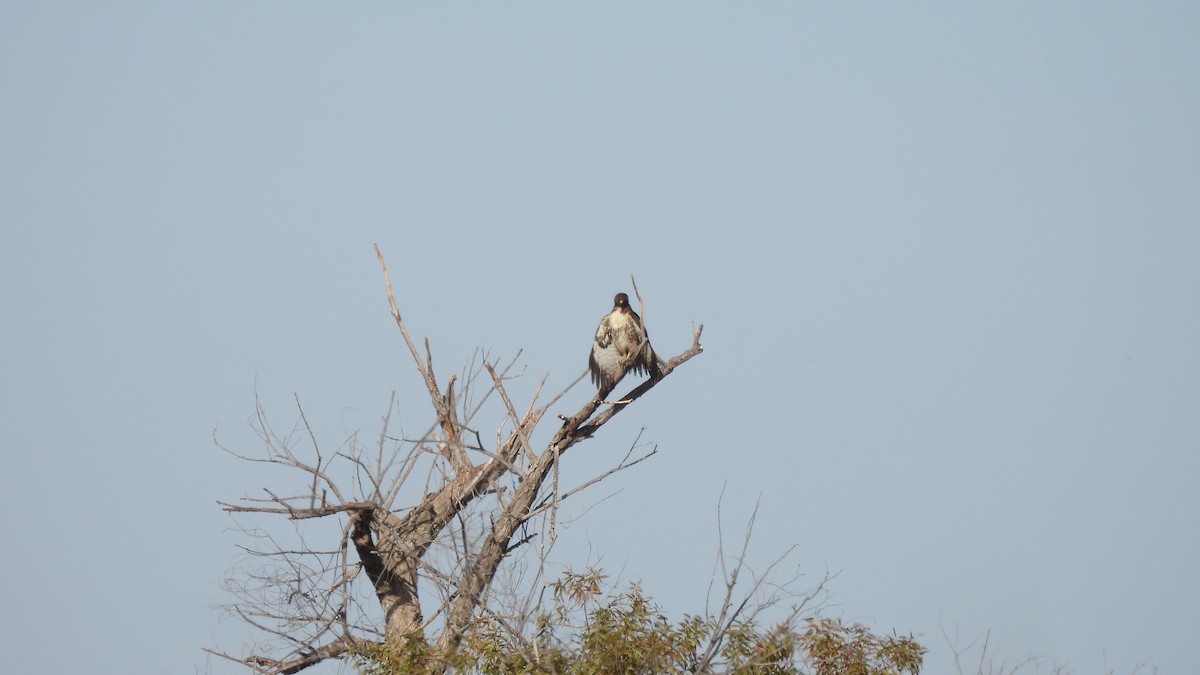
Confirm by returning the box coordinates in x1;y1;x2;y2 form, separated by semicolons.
2;3;1197;674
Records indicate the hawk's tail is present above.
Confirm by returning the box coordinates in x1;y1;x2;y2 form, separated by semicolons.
648;349;665;380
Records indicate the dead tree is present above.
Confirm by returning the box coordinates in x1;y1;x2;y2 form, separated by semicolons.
207;246;703;673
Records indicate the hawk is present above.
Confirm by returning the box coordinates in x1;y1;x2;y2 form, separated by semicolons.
589;292;663;394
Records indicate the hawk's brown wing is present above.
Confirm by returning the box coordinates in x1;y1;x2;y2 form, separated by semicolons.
589;313;623;392
625;308;663;380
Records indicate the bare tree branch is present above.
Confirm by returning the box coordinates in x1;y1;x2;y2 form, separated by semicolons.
211;246;705;673
694;490;822;673
205;634;376;674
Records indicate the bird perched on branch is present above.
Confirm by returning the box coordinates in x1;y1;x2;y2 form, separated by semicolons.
589;292;663;394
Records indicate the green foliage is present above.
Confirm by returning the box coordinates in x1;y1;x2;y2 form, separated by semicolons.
573;584;702;674
350;633;436;675
800;618;924;675
721;620;797;675
352;569;925;675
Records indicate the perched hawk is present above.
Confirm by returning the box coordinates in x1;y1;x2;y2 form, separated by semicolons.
589;292;662;394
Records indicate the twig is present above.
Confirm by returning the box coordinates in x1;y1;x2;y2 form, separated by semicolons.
485;362;538;467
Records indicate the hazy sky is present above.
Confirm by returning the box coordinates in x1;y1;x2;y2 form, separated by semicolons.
2;3;1197;674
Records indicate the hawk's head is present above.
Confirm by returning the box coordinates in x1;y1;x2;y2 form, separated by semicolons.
613;292;631;309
